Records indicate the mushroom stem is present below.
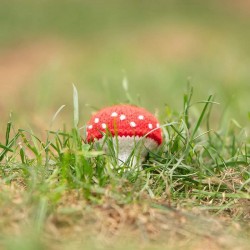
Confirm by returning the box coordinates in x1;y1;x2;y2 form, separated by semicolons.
97;136;158;169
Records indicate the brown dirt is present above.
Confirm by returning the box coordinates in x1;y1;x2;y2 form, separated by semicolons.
0;39;74;142
226;0;250;15
127;25;208;63
0;39;66;112
0;183;249;250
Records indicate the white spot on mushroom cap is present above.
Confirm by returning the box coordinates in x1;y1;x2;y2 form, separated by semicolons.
111;112;118;117
101;123;107;129
120;114;126;121
130;121;136;127
156;123;160;128
138;115;144;120
94;118;99;123
88;125;93;129
148;123;153;129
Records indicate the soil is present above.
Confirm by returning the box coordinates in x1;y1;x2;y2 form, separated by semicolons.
0;39;65;112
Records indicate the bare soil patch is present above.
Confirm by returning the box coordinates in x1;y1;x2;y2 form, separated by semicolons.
226;0;250;15
127;25;208;63
0;39;66;112
0;183;249;250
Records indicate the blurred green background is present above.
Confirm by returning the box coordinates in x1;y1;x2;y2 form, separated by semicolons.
0;0;249;132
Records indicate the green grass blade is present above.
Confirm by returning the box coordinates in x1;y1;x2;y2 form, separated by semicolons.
50;105;66;127
72;84;79;128
191;95;213;140
0;132;20;161
5;121;12;146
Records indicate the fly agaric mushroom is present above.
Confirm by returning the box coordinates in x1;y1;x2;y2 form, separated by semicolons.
86;104;162;167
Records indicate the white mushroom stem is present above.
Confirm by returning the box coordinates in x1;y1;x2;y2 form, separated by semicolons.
96;136;158;169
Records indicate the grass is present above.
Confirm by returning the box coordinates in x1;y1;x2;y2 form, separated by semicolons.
0;86;249;249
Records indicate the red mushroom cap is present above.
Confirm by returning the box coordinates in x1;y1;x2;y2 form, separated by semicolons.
86;104;162;145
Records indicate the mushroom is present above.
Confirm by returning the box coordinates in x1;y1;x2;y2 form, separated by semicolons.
86;104;163;167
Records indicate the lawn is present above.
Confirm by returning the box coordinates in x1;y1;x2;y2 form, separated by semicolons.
0;1;249;249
